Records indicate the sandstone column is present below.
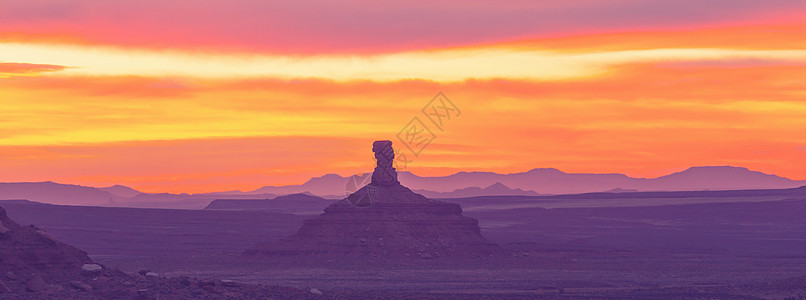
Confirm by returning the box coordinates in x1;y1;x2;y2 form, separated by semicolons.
371;140;398;185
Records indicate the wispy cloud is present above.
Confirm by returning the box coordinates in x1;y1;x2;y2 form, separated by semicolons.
1;0;804;53
0;62;65;77
4;42;806;82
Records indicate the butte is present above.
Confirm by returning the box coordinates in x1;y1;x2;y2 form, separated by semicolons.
245;140;504;260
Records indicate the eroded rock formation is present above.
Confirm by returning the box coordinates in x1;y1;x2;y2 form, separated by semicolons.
371;140;398;186
245;141;504;259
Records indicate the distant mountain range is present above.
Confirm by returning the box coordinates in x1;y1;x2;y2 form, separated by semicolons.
400;166;806;195
206;166;805;196
99;185;143;198
204;193;333;215
413;182;540;198
0;166;803;207
0;182;278;208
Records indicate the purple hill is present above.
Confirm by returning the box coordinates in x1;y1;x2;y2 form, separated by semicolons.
415;182;539;198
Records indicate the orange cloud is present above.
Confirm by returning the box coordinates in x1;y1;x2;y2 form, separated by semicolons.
0;62;65;77
2;14;806;193
1;58;805;193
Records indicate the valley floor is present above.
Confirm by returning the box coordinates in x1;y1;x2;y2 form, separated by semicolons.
2;189;805;299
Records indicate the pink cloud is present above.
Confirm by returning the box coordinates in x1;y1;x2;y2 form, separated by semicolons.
1;0;804;54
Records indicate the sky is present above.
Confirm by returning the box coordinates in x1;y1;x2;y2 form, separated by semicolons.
1;0;806;193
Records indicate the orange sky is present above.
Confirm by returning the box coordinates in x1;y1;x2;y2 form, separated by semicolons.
1;1;806;193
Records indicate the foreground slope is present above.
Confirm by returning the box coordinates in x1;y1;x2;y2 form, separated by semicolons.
0;205;93;284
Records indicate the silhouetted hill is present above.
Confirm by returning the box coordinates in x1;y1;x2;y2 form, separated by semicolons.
99;185;142;198
415;182;539;198
0;204;95;289
234;165;801;197
643;166;796;191
399;166;803;194
2;166;802;206
0;182;280;208
245;173;351;196
0;182;115;205
605;188;640;193
0;201;317;298
205;193;333;214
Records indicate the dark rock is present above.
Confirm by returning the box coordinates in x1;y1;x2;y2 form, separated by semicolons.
177;276;191;287
0;206;94;279
371;140;399;186
4;271;16;281
198;278;216;287
25;274;46;292
98;288;133;299
202;285;220;294
137;269;150;276
69;280;93;292
135;288;156;300
221;279;239;287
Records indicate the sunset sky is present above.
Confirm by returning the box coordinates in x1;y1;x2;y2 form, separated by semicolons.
2;0;806;193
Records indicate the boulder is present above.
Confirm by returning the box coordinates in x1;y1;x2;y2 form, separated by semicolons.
135;288;156;300
221;279;239;287
198;278;216;287
81;264;103;275
25;275;46;292
69;280;93;292
177;276;191;287
4;271;16;281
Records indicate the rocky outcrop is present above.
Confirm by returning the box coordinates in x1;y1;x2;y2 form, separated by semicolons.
245;141;504;259
370;140;398;186
0;206;93;280
0;205;96;294
0;205;331;298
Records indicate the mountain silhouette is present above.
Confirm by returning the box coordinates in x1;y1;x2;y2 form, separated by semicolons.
193;165;804;197
398;166;803;195
99;185;142;198
0;182;116;206
1;166;802;205
414;182;539;198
